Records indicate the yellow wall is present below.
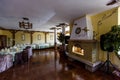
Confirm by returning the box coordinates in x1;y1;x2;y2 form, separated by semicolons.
33;32;45;44
32;32;54;44
0;29;54;46
91;7;120;68
46;33;54;43
91;7;118;40
0;30;2;34
118;7;120;25
0;30;12;46
69;21;74;35
15;31;30;44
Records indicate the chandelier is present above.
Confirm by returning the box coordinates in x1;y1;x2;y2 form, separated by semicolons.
19;17;32;29
56;23;68;27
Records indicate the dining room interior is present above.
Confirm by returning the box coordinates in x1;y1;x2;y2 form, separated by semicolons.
0;0;120;80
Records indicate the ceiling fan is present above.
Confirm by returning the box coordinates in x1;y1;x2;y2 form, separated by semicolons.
106;0;120;6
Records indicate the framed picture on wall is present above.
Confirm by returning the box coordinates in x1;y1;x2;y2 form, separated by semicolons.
21;34;25;41
50;35;53;40
38;34;41;40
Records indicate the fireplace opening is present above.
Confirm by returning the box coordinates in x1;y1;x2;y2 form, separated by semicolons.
72;45;84;56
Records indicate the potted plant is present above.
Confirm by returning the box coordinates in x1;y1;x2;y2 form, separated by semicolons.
57;32;66;53
100;25;120;72
101;25;120;53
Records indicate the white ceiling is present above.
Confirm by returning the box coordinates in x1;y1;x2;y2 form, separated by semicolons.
0;0;118;32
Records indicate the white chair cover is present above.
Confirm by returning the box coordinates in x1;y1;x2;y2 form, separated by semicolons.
0;54;13;73
5;54;13;69
0;55;7;73
27;47;32;58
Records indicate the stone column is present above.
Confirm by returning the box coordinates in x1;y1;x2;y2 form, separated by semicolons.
50;27;58;50
54;28;57;45
44;32;48;43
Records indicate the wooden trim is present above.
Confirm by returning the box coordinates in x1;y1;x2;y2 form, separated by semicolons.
0;28;54;33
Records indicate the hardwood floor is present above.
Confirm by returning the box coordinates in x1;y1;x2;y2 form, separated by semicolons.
0;49;117;80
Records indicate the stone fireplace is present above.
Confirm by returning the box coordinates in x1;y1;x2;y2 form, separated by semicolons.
67;15;101;72
69;40;98;62
67;39;101;72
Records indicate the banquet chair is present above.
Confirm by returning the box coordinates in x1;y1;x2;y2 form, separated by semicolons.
26;46;32;59
22;49;28;63
14;52;23;65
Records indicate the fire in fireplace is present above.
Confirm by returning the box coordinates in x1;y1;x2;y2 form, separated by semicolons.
72;45;84;56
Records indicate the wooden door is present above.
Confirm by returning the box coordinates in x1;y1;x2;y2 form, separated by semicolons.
0;35;7;49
